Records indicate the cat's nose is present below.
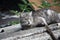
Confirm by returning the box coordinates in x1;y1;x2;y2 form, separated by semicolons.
28;21;30;24
28;21;31;25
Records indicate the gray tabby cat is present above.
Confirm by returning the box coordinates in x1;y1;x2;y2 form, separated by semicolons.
20;8;60;29
20;12;34;29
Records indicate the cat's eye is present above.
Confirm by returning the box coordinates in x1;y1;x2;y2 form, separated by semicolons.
25;18;28;20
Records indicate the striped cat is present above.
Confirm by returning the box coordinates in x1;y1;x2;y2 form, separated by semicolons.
20;9;60;29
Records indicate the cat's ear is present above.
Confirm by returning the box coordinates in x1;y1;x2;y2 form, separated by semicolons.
29;11;32;16
47;9;53;16
20;12;24;17
47;9;56;16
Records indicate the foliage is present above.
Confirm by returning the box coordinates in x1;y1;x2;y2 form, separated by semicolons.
10;10;20;15
9;21;20;25
10;0;60;15
18;0;60;12
39;0;51;8
18;0;33;12
9;0;60;15
39;0;60;9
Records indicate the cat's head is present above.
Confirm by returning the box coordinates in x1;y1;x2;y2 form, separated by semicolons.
20;12;33;26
